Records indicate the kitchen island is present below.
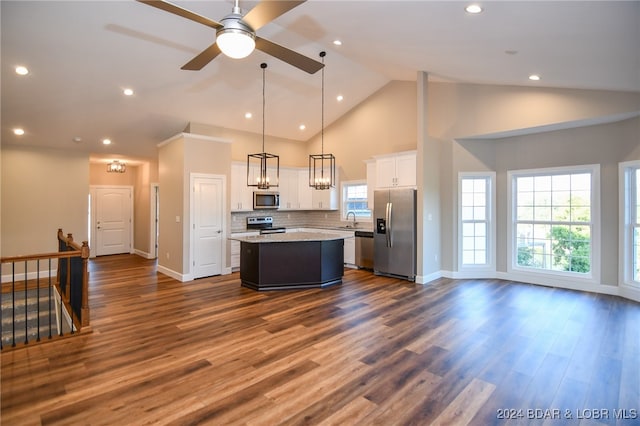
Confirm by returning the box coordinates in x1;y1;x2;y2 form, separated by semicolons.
229;232;345;291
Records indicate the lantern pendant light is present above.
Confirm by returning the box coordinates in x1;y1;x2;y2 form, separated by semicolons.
309;51;335;190
248;62;279;189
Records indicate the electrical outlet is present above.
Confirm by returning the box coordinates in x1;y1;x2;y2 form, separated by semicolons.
166;252;170;260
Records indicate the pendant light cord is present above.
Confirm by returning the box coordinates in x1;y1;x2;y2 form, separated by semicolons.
261;62;267;153
320;51;325;156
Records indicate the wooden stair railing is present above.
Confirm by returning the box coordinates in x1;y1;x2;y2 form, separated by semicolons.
0;229;90;350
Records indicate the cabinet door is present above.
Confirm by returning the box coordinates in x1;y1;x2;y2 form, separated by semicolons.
298;169;313;210
395;153;416;187
279;168;298;210
375;157;396;188
231;164;253;211
366;161;376;210
344;237;355;265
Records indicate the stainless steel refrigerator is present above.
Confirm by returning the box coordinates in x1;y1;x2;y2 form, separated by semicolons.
373;188;417;281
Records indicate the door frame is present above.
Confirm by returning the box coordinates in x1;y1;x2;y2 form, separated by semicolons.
89;185;134;258
189;173;228;279
149;182;159;259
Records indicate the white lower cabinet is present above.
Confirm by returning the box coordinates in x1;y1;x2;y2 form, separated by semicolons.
230;231;258;269
343;236;355;266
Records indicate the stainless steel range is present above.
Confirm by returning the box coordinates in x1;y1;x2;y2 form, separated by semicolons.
246;216;286;234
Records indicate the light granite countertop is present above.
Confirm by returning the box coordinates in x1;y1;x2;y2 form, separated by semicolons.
228;231;348;243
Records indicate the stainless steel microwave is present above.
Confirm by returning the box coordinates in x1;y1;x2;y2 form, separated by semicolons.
253;191;280;209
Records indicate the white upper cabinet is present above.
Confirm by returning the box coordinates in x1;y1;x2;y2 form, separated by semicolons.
297;169;313;210
230;163;253;211
374;151;416;188
230;165;339;211
278;168;299;210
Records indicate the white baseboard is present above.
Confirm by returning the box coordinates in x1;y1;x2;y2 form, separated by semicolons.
416;270;446;284
134;249;156;260
157;264;192;282
414;269;640;303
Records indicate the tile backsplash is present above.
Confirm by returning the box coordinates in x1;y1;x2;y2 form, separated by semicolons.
231;210;347;232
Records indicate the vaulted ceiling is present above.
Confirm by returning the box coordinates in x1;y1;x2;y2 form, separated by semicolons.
2;1;639;161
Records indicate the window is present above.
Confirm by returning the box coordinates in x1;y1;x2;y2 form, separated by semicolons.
458;173;495;271
341;181;371;220
621;161;640;287
509;165;599;280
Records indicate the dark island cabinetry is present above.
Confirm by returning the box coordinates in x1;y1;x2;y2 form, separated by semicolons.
236;234;345;291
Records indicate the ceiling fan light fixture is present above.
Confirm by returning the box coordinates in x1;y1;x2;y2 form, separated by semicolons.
216;16;256;59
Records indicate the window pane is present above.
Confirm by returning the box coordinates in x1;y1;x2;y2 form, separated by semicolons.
514;170;592;275
343;183;370;218
463;236;475;251
462;206;474;221
460;176;491;266
462;223;475;237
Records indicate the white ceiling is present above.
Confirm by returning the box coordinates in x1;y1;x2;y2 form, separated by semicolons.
2;1;639;162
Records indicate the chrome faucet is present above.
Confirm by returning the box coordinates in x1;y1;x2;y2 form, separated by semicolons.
346;211;357;227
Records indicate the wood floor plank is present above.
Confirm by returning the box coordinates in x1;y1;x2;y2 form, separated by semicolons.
2;254;639;425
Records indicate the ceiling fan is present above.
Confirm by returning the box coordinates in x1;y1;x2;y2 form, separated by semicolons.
137;0;324;74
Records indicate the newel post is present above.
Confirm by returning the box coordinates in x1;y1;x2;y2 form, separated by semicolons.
81;241;90;327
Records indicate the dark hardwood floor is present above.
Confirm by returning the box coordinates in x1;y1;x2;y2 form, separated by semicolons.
2;254;639;425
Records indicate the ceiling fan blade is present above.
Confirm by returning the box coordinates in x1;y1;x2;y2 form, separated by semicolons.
255;37;323;74
137;0;222;30
242;1;306;31
181;43;222;71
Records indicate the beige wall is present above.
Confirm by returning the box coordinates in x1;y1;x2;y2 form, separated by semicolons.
89;160;159;257
427;80;640;290
1;146;89;257
186;122;307;167
305;80;418;182
157;133;232;277
428;82;640;139
158;137;185;273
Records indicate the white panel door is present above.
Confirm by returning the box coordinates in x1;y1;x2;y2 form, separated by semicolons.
192;176;223;278
95;187;132;256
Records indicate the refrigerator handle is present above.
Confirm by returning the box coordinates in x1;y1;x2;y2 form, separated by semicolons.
386;202;393;247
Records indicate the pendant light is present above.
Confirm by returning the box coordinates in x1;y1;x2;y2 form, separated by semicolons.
248;62;279;189
309;51;335;190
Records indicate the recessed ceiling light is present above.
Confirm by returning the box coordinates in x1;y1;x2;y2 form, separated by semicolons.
123;88;134;96
333;40;342;46
73;137;83;143
13;128;25;136
465;4;483;14
245;112;252;119
529;74;541;81
299;124;306;131
102;139;112;145
336;95;344;102
15;66;29;76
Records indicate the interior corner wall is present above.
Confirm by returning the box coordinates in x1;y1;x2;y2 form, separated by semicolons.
1;146;89;256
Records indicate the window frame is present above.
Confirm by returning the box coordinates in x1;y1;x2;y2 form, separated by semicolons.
340;179;371;222
507;164;601;285
620;160;640;289
457;172;496;273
